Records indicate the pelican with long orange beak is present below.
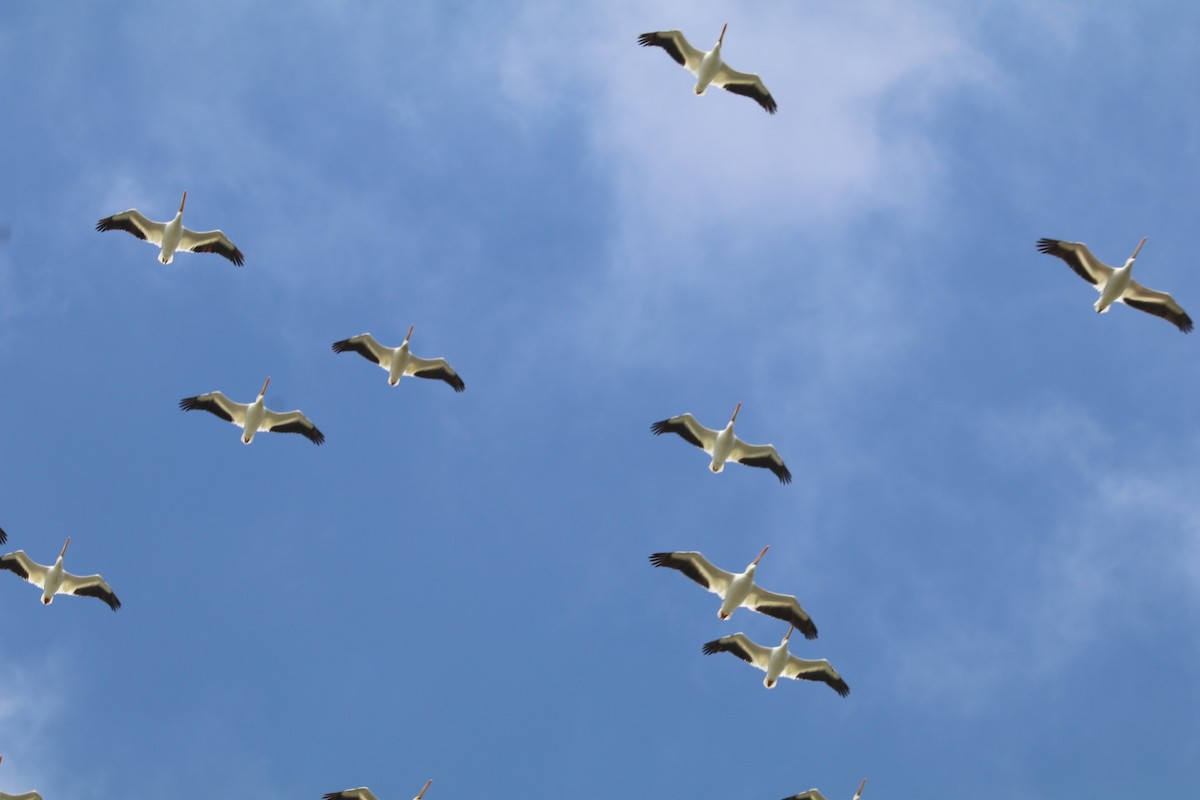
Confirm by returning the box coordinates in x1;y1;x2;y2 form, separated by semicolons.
0;536;121;611
332;326;465;391
180;377;325;445
637;23;777;113
97;190;245;266
0;755;45;800
1037;236;1192;332
651;403;791;483
785;778;867;800
703;626;848;693
649;546;819;638
323;779;432;800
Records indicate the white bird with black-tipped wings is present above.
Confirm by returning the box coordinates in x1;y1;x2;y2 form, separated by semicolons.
1037;236;1192;332
785;779;867;800
703;626;848;694
649;546;818;638
651;403;791;483
638;24;777;114
332;327;465;392
96;191;244;266
0;536;121;611
0;755;44;800
180;377;324;445
324;780;432;800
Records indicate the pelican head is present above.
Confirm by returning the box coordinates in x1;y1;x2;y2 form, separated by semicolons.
179;190;187;214
782;624;794;644
1126;235;1148;267
730;401;742;424
717;22;727;47
404;324;414;345
854;778;868;800
259;376;271;398
414;779;433;800
59;536;71;560
749;545;770;569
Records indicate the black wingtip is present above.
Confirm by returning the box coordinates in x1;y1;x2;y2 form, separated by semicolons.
331;339;350;354
648;552;670;568
650;419;671;435
179;396;199;412
0;526;6;545
1035;237;1057;254
701;639;722;655
449;376;466;393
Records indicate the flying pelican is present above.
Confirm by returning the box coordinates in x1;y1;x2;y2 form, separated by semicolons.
637;24;777;114
1037;237;1192;332
702;627;848;694
651;403;791;483
180;377;325;445
332;327;465;392
96;191;244;266
785;779;867;800
324;780;432;800
649;547;818;638
0;755;44;800
0;537;121;611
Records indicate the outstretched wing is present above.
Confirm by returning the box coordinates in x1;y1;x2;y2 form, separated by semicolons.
701;632;772;669
331;333;393;368
0;525;6;545
650;413;718;453
61;572;121;611
730;440;791;484
714;64;777;114
408;355;466;392
95;209;167;246
1036;238;1114;287
783;655;850;697
648;551;735;597
323;789;379;800
1122;281;1194;333
744;585;818;639
783;791;827;800
179;227;244;266
179;392;248;426
0;550;50;586
637;30;706;72
263;409;325;445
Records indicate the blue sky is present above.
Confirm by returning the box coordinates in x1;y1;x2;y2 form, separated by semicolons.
2;0;1199;797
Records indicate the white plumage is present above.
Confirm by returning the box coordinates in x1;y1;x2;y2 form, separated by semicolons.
332;327;465;392
0;537;121;611
651;403;792;483
97;191;244;266
638;24;777;113
179;377;325;445
702;627;848;694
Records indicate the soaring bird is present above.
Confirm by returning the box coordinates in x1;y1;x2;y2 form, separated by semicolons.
702;627;848;694
96;191;244;266
332;327;465;392
1037;236;1192;332
638;24;777;113
324;780;432;800
0;755;45;800
651;403;791;483
0;537;121;611
180;377;325;445
785;779;867;800
649;547;818;638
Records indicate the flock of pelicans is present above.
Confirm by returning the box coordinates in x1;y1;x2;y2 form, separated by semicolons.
2;19;1194;800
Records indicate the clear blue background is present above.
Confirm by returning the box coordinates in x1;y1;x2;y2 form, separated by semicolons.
2;1;1199;798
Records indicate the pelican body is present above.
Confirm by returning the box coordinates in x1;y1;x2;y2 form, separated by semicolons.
651;402;792;483
637;23;778;113
179;377;325;445
787;779;867;800
702;626;849;694
96;191;245;266
0;536;121;611
324;779;432;800
649;546;818;637
331;326;465;391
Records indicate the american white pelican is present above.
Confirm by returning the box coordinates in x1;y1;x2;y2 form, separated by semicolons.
651;403;791;483
786;779;867;800
0;755;45;800
1037;237;1192;332
324;780;432;800
0;537;121;611
638;24;777;114
180;377;325;445
702;627;848;694
96;191;244;266
649;547;818;638
332;327;465;392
